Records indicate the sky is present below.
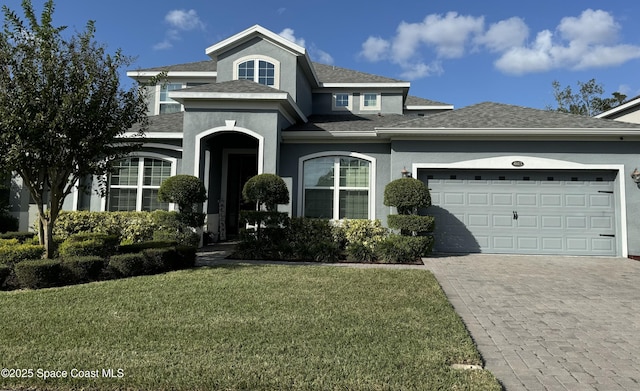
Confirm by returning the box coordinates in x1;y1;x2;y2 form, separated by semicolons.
3;0;640;110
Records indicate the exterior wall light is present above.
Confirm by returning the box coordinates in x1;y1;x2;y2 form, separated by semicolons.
401;167;412;178
631;168;640;185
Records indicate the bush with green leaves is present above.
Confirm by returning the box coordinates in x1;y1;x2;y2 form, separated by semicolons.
142;247;178;273
0;231;36;243
108;253;147;278
14;259;62;289
0;213;19;233
118;240;177;254
0;238;19;247
58;233;119;258
376;235;434;263
387;214;435;236
285;218;334;260
61;256;105;283
0;244;45;266
158;175;207;228
0;264;11;289
340;219;388;261
174;245;197;269
384;178;431;215
242;173;289;211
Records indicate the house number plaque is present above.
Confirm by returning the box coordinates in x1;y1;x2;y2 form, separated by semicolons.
512;160;524;167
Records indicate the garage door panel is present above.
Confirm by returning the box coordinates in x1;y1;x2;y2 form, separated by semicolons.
423;169;617;256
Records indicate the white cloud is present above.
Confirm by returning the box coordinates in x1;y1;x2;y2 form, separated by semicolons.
277;7;287;15
279;28;305;47
359;9;640;78
279;28;334;64
475;17;529;53
154;9;204;51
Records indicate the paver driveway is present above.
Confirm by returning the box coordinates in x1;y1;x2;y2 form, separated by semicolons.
423;254;640;391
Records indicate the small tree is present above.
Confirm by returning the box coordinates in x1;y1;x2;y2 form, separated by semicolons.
242;173;289;211
0;1;149;257
383;178;431;215
158;175;207;228
547;79;627;116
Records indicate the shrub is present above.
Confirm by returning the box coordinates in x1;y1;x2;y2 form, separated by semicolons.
174;245;197;269
142;247;178;273
384;178;431;215
153;229;199;247
0;213;19;233
0;231;36;243
108;253;147;278
310;240;341;263
341;219;387;248
387;215;435;235
0;238;20;247
0;244;45;266
61;256;105;284
286;218;334;260
376;235;433;263
0;264;11;289
14;259;62;289
158;175;207;213
346;242;377;263
58;233;119;258
118;240;177;254
242;173;289;211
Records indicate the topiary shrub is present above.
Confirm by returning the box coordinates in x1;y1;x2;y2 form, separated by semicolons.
61;256;105;284
387;215;435;236
14;259;62;289
158;175;207;228
242;173;289;211
383;178;431;215
0;231;36;243
0;244;45;266
108;253;146;278
376;235;434;264
58;233;119;258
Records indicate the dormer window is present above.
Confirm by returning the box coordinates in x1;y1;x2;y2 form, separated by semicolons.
233;55;280;88
332;93;352;111
361;93;381;111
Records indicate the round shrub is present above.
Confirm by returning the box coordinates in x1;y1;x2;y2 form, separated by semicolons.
14;259;62;289
58;233;119;258
0;244;45;266
383;178;431;215
61;256;105;283
158;175;207;213
242;174;289;211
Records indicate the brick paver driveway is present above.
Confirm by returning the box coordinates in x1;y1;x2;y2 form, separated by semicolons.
423;254;640;391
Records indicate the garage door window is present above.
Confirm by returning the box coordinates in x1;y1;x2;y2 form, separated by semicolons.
303;156;370;219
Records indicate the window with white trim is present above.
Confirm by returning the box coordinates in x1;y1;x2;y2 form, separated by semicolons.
108;157;172;211
159;83;182;114
303;156;370;219
234;56;279;88
360;93;381;111
332;93;352;111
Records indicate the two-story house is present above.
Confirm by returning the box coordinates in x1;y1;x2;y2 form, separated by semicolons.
10;24;640;258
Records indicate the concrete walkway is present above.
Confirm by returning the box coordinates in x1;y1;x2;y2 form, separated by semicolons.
423;254;640;391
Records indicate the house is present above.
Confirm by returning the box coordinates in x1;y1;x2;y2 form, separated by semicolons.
595;95;640;123
9;24;640;258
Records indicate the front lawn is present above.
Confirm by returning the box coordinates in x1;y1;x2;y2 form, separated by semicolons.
0;265;500;390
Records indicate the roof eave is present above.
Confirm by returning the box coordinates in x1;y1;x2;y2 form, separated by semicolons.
375;127;640;140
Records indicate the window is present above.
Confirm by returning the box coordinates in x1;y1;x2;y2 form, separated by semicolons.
360;93;381;111
332;93;352;111
234;56;279;88
159;83;182;114
303;156;371;219
108;157;173;211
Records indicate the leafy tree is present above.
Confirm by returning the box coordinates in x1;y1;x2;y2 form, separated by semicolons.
383;178;431;215
158;175;207;228
547;79;626;116
242;174;289;212
0;1;149;257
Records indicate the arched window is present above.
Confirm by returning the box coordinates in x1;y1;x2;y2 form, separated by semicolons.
108;157;173;211
234;56;279;88
302;155;373;220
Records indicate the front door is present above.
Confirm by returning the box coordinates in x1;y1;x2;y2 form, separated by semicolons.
225;153;258;237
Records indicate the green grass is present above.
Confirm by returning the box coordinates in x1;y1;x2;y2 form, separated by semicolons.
0;265;501;390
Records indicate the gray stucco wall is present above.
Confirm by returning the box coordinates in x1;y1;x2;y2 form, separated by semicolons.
278;142;393;224
312;92;404;115
391;139;640;256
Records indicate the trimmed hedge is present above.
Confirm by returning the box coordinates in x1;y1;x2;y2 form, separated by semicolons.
61;256;105;283
0;238;20;247
376;235;434;263
142;247;178;273
118;240;177;254
0;213;19;233
0;244;45;266
58;233;119;258
0;264;11;289
387;214;435;234
174;245;197;269
0;231;36;243
14;259;62;289
108;253;147;278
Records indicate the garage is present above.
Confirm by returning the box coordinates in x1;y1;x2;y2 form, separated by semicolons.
419;169;618;256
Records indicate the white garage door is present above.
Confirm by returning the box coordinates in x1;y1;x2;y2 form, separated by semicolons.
420;169;617;256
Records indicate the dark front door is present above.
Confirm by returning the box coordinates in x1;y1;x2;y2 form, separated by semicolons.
226;154;258;237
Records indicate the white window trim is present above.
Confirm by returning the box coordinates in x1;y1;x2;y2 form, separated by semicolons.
360;92;381;111
107;153;177;212
156;82;184;115
297;151;376;220
332;93;352;111
232;55;280;89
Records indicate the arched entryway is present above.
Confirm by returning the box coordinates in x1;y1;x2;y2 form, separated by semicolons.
195;125;263;240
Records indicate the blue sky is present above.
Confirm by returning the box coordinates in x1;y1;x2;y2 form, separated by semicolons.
4;0;640;109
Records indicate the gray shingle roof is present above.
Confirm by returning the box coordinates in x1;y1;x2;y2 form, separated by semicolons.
389;102;640;129
181;79;285;94
405;95;452;107
312;62;407;84
286;114;407;132
142;112;184;133
132;60;217;73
